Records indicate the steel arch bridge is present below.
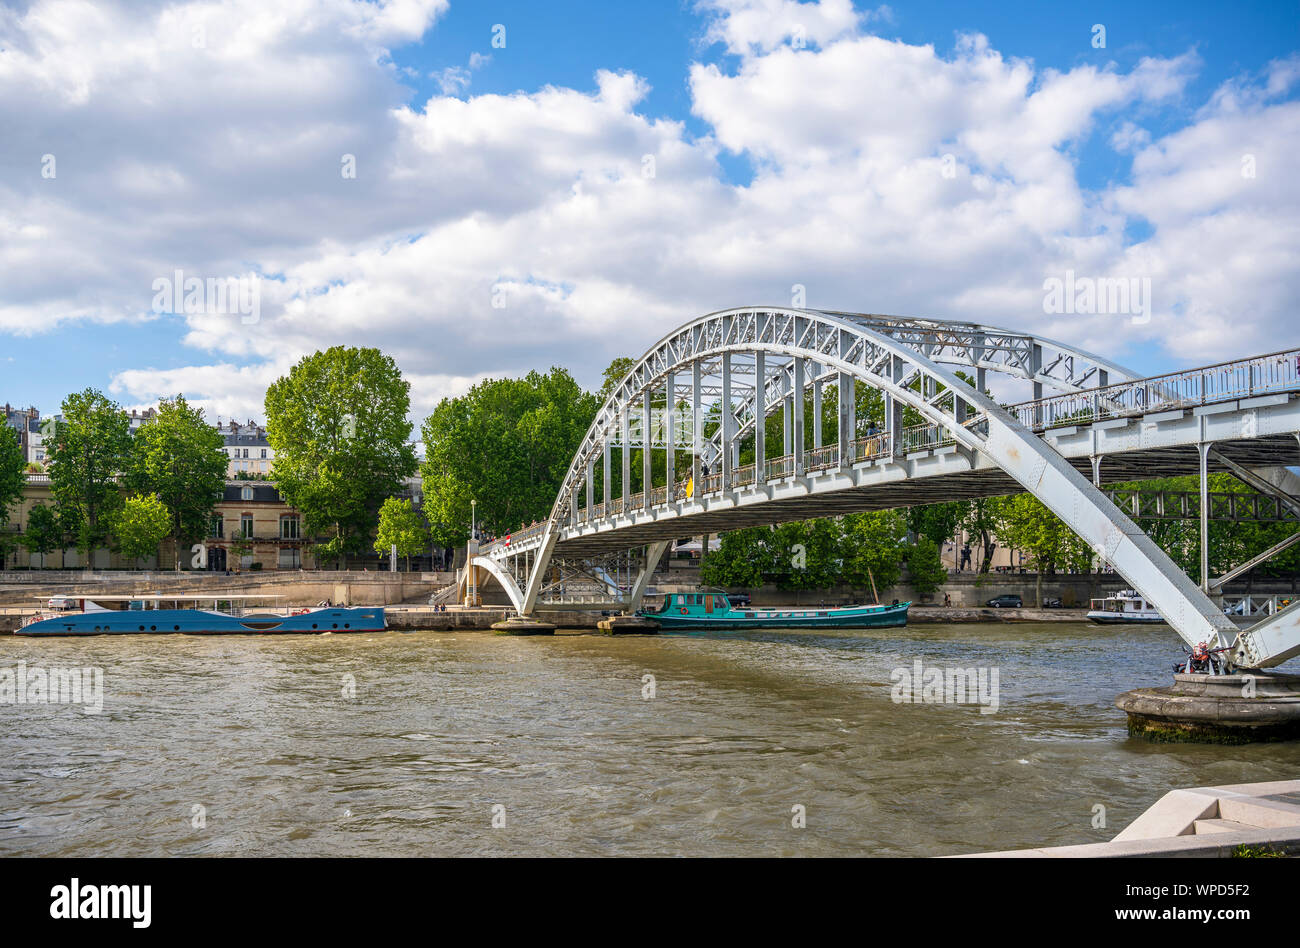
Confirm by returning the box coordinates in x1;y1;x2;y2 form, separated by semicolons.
464;307;1300;670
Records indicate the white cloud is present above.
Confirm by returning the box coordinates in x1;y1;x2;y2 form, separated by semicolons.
1;0;1297;425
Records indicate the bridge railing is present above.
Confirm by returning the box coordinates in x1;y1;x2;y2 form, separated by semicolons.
1012;348;1300;431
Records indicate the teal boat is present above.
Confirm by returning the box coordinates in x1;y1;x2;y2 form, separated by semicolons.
16;594;385;636
640;592;909;631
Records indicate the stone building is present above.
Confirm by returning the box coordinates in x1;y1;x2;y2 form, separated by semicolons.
217;418;275;478
0;474;314;571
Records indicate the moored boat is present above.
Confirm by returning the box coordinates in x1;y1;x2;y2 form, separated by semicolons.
1086;589;1165;624
639;591;909;631
16;594;385;636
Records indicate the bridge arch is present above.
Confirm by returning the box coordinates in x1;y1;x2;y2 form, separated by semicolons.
478;307;1241;655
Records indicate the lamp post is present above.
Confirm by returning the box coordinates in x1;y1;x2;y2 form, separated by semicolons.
471;499;477;540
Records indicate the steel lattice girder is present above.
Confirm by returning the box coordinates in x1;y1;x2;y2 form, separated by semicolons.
492;307;1253;657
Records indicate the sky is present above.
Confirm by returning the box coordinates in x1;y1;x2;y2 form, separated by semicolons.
1;0;1297;425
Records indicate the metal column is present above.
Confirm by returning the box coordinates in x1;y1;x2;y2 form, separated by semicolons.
691;361;702;493
665;371;675;501
642;390;652;508
812;377;823;449
621;409;630;513
1199;441;1211;591
792;356;805;476
721;350;733;488
754;350;766;483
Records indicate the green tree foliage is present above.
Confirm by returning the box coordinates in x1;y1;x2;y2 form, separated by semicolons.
22;504;64;567
958;497;1000;573
111;494;171;568
265;347;418;568
47;389;133;567
840;510;907;592
773;518;843;590
126;396;227;570
906;536;948;596
0;424;23;505
907;501;964;547
989;493;1094;605
599;357;637;401
700;512;909;596
374;497;431;571
420;368;599;546
0;423;24;533
698;526;774;589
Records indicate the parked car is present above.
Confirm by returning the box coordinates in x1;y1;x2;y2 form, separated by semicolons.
1042;597;1063;609
986;594;1023;608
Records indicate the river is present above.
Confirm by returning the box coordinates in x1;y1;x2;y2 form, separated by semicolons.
2;622;1297;856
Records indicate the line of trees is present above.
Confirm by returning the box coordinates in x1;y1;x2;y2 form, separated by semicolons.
698;511;949;597
0;389;227;570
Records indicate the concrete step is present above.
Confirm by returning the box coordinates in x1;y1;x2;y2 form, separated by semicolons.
1192;818;1257;835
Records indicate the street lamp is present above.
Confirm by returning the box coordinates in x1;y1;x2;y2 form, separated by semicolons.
471;499;477;540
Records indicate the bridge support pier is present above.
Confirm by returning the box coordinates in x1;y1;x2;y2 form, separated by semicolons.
1117;672;1300;743
597;615;660;634
491;617;556;635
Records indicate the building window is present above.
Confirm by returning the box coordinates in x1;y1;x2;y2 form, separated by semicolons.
261;448;267;459
210;515;224;538
241;514;254;538
241;486;253;501
280;515;300;539
278;548;301;569
242;448;249;459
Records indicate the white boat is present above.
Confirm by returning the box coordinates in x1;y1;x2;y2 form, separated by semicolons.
1086;589;1165;624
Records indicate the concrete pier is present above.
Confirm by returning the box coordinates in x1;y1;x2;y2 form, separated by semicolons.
489;617;557;635
1116;671;1300;743
596;615;660;634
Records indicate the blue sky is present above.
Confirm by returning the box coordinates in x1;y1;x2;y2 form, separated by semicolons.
1;0;1297;421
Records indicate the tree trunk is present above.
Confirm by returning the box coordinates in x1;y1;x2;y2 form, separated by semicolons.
1035;570;1043;608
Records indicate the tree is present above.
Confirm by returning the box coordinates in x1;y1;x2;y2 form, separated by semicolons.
990;493;1093;605
265;347;418;568
773;518;844;591
47;389;133;568
907;501;965;548
840;510;907;593
0;423;23;532
374;497;430;571
906;536;948;598
599;357;637;401
699;526;775;588
22;504;64;568
420;368;599;546
126;396;227;570
959;497;1000;573
111;494;171;568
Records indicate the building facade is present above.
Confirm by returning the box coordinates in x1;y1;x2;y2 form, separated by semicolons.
0;475;315;571
3;404;47;466
218;419;275;477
